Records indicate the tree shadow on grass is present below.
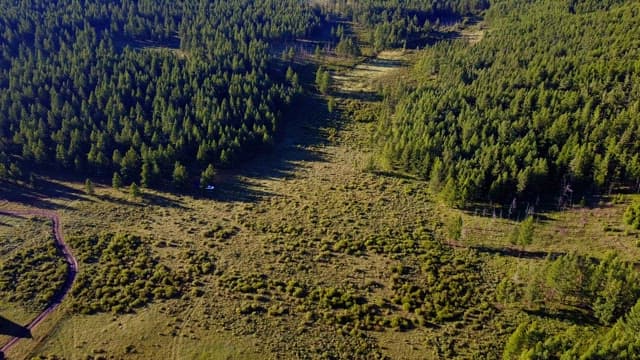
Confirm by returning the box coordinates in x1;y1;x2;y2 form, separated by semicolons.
205;147;326;203
524;308;599;326
367;57;407;68
0;315;31;339
195;178;277;204
143;192;188;209
199;90;333;203
455;244;614;270
465;245;566;260
96;194;144;208
370;170;419;181
0;178;85;210
331;90;382;102
96;191;188;210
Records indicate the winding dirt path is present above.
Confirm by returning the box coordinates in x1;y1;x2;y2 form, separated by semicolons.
0;209;78;357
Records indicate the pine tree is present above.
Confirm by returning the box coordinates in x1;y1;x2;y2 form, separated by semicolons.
503;322;528;360
510;216;535;249
441;177;460;208
320;71;331;94
623;299;640;334
121;147;140;182
315;68;331;95
315;67;324;89
172;161;188;190
84;178;95;195
447;215;463;242
140;161;152;188
9;163;22;179
112;172;122;190
624;201;640;230
327;97;336;113
129;182;141;198
200;164;216;188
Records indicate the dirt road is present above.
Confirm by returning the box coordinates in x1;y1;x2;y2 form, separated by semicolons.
0;210;78;357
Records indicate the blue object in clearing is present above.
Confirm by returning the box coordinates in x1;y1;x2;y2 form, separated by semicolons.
205;185;215;190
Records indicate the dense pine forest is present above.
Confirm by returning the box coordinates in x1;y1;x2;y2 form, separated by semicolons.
0;0;320;189
374;0;640;206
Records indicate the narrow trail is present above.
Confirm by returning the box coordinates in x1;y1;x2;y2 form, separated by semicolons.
171;285;206;359
0;209;78;358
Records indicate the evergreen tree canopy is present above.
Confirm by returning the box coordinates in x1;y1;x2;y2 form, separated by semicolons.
0;0;318;188
374;0;640;204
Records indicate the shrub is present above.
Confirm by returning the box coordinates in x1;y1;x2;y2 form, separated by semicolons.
624;201;640;229
69;233;187;314
0;225;67;310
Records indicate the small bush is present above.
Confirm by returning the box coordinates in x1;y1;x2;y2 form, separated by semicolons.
624;201;640;229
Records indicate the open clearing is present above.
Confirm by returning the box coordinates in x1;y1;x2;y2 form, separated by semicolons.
332;50;414;93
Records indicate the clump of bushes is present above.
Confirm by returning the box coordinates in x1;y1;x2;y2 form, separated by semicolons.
390;247;488;325
219;244;491;335
237;302;265;315
0;222;68;310
202;223;239;242
69;233;185;314
220;273;269;294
